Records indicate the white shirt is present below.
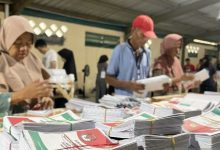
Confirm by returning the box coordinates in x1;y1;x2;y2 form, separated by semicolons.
42;49;58;69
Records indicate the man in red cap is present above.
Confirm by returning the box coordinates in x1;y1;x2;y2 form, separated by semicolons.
106;15;157;96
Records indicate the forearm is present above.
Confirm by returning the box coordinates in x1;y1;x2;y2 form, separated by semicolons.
106;75;131;90
171;77;181;85
11;91;26;104
49;61;57;69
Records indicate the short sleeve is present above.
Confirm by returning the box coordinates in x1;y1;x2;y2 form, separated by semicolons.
107;45;121;76
49;51;58;62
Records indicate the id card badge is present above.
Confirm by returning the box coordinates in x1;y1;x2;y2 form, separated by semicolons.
137;69;141;80
100;71;106;78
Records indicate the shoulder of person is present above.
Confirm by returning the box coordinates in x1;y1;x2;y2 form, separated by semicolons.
114;42;128;51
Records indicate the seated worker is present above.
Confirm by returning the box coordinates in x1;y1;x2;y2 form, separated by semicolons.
0;15;53;113
0;80;52;116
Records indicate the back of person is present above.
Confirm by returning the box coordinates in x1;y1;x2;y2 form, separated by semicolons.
200;56;217;93
184;58;195;73
43;49;58;69
96;55;108;102
35;39;58;69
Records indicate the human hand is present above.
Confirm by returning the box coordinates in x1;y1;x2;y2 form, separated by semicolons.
21;80;52;100
193;80;201;88
180;73;194;81
32;97;54;110
183;80;201;90
163;83;170;93
128;82;145;94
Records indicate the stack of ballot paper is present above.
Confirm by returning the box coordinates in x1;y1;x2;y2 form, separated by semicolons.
136;75;171;92
99;95;141;108
115;140;138;150
140;102;180;118
81;106;127;122
135;133;190;150
153;100;202;118
183;107;220;150
65;98;100;112
3;110;95;140
181;93;220;112
19;128;137;150
96;112;184;138
134;75;171;98
26;109;53;117
0;131;18;150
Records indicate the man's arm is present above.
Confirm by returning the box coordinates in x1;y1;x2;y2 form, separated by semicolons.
106;75;144;93
49;61;57;69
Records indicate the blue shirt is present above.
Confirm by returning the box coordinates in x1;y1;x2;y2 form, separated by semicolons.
107;41;151;96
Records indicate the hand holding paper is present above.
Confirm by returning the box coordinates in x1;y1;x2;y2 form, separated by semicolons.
134;75;171;97
183;69;209;90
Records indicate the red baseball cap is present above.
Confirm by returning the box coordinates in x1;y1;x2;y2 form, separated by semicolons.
132;15;157;38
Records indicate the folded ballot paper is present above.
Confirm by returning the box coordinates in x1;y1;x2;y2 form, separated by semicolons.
99;95;141;108
81;106;127;122
194;68;209;82
183;69;209;89
26;109;53;117
96;112;184;139
135;133;190;150
0;131;19;150
134;75;171;97
183;107;220;150
140;102;181;118
3;110;95;140
152;100;202;119
19;128;137;150
181;93;220;112
66;98;100;112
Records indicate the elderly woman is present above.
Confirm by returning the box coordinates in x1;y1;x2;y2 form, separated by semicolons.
153;34;194;95
0;15;53;113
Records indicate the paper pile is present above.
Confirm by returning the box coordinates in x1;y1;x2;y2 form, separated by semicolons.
26;110;53;117
19;128;137;150
3;110;95;140
0;131;18;150
140;102;179;117
65;98;100;112
183;107;220;150
136;75;171;92
136;133;190;150
82;106;127;122
153;99;202;118
19;128;117;150
96;112;184;138
99;95;141;108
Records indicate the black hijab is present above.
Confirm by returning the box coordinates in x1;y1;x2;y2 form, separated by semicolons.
58;48;77;81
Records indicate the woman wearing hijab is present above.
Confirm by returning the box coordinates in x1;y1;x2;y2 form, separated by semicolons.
0;15;53;113
96;55;108;102
153;34;194;95
0;79;52;116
